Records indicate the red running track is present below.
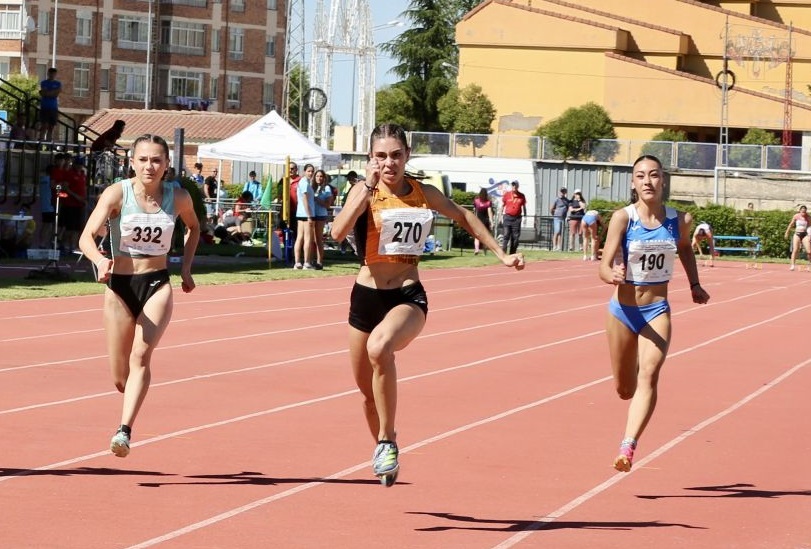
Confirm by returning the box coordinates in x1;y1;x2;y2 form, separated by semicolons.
1;259;809;548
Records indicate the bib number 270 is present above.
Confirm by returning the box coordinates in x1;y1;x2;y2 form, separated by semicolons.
392;221;422;244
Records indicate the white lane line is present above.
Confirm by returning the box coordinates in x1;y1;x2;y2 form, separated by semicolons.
490;355;811;548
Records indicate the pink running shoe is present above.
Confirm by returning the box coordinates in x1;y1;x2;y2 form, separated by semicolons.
613;439;636;472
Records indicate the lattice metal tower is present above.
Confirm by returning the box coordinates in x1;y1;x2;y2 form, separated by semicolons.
309;0;375;150
284;0;306;130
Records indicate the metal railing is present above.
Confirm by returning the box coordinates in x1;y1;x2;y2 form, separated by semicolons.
407;131;804;172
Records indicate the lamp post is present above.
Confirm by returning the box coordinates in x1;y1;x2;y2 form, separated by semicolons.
51;0;58;67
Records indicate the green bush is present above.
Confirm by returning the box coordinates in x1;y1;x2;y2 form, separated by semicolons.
450;190;477;248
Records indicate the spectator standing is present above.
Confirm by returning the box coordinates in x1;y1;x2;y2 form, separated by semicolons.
191;162;205;191
473;187;494;255
203;168;219;223
61;157;88;252
550;187;570;251
567;189;586;251
599;155;709;473
293;164;316;269
38;68;61;142
37;164;55;248
312;169;334;269
242;170;263;205
785;205;811;271
78;134;199;458
501;180;526;254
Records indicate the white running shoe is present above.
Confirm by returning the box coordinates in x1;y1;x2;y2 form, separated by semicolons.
110;430;130;458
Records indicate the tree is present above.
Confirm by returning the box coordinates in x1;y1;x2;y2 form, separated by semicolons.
437;83;496;155
535;102;617;160
0;74;40;125
641;129;688;166
728;128;780;169
375;84;419;129
380;1;464;131
285;63;311;132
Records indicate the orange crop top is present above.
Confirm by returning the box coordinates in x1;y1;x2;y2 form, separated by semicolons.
353;177;435;266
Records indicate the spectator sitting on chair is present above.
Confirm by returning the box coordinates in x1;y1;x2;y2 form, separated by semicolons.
692;222;716;267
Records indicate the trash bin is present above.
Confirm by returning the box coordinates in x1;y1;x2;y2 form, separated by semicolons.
432;213;454;251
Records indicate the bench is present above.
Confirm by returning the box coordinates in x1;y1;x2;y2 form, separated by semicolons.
713;235;761;257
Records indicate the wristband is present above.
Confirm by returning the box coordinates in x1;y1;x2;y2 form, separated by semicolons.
364;183;376;192
690;282;701;289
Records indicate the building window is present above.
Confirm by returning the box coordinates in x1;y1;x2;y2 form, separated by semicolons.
228;27;244;60
74;62;90;97
263;82;275;111
160;20;205;54
76;11;92;46
118;16;149;51
38;11;50;35
212;28;220;52
231;0;245;12
102;18;111;41
0;6;21;39
0;58;10;79
266;39;275;57
100;68;110;91
210;76;218;100
168;70;203;99
115;65;147;102
268;0;277;9
226;75;240;108
167;0;208;6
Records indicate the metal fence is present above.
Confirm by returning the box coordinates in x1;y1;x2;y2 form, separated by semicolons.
408;131;804;171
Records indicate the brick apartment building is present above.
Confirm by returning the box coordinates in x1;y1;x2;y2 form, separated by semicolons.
0;0;287;127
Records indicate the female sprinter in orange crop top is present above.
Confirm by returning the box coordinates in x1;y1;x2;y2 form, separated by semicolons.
330;123;526;486
78;134;200;458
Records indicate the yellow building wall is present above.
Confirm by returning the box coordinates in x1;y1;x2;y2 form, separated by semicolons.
457;0;811;137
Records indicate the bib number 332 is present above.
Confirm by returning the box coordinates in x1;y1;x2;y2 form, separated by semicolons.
378;208;434;256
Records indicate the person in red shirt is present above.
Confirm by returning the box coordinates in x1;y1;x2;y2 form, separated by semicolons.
61;157;88;252
501;180;527;254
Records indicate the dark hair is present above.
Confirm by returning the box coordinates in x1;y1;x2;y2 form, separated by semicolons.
249;170;256;177
132;134;170;160
194;162;203;170
241;190;254;201
347;170;358;180
369;123;410;153
478;188;489;200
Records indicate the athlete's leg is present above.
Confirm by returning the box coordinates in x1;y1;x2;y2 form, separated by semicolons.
119;284;173;429
622;312;670;442
348;326;378;442
791;234;800;269
103;288;136;393
365;304;426;442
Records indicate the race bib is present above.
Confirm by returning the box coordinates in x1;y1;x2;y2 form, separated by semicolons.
626;239;677;284
119;212;175;256
378;208;434;256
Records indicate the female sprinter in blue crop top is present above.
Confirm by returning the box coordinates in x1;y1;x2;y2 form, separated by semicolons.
78;134;200;458
599;155;710;473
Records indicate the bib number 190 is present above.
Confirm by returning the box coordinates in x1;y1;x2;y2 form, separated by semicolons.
639;252;664;271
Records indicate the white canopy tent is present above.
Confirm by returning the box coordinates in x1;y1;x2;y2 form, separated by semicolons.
197;110;340;262
196;109;341;167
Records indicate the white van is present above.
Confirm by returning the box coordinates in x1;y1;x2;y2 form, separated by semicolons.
406;156;537;219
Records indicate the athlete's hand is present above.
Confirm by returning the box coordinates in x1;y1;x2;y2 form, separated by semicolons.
365;158;380;189
611;262;626;285
503;252;525;271
181;271;195;293
95;257;112;284
691;283;710;304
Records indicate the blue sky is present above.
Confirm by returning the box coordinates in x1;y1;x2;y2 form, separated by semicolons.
303;0;410;125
